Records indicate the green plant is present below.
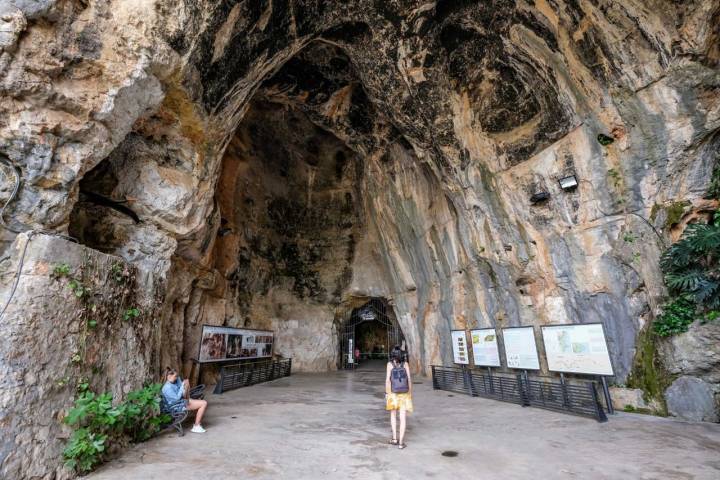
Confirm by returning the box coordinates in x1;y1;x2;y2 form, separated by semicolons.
120;384;170;442
607;169;624;203
110;262;129;283
705;310;720;323
623;404;636;412
87;319;97;329
660;223;720;309
63;384;169;473
63;428;107;473
623;231;637;243
632;252;642;264
653;221;720;336
597;133;615;146
122;307;140;321
52;263;71;279
76;378;90;392
68;279;90;298
654;296;696;337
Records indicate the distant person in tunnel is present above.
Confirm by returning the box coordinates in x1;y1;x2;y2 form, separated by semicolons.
385;345;413;449
162;367;208;433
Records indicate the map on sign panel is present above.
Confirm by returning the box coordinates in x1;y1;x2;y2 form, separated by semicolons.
541;324;613;376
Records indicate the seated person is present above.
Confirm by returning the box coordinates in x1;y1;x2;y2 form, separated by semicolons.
161;367;208;433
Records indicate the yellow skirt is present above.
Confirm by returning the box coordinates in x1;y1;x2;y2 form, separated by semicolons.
386;392;414;412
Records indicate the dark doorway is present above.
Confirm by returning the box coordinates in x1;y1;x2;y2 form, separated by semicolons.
338;298;404;370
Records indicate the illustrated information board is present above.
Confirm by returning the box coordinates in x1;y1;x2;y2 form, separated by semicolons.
198;325;274;363
502;327;540;370
451;330;469;365
541;324;614;376
470;329;501;367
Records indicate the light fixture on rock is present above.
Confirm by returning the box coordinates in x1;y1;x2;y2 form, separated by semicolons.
530;191;550;204
558;175;578;191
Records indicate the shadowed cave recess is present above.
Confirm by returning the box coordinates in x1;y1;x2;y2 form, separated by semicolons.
0;1;719;477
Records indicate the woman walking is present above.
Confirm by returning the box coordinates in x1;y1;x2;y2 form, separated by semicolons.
385;345;413;449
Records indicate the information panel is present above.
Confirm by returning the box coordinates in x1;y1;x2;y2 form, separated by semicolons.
501;326;540;370
541;323;614;376
470;329;501;367
198;325;274;363
451;330;469;365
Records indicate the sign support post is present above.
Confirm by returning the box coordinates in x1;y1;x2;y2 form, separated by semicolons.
560;372;570;408
487;366;494;393
523;369;531;405
462;364;475;396
600;376;614;414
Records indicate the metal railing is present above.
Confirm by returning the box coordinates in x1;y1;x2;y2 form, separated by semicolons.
214;357;292;394
431;365;607;422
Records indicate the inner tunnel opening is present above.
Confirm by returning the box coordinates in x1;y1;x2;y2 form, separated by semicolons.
339;297;405;372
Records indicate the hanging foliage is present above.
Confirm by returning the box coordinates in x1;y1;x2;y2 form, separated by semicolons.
655;222;720;336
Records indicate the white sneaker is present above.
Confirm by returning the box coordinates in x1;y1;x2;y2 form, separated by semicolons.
190;425;206;433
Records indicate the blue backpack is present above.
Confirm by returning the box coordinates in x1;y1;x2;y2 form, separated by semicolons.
390;362;409;393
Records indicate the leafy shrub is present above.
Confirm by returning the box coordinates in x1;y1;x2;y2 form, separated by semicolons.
654;297;696;337
655;222;720;336
63;384;169;473
63;428;107;473
660;223;720;308
119;385;169;442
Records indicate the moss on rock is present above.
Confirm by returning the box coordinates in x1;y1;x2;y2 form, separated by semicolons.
626;325;673;416
664;201;691;228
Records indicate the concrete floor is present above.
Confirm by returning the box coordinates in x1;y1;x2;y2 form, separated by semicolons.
89;367;720;480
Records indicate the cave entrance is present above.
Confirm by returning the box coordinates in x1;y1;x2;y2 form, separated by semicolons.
339;298;404;371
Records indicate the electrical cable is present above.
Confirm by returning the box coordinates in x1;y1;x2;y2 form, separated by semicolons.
0;157;22;234
0;230;79;323
0;230;35;322
0;158;79;321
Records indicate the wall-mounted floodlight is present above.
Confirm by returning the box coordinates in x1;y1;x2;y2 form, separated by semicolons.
530;191;550;204
558;175;578;191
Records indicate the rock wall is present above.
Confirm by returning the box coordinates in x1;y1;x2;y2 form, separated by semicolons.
0;233;163;479
192;99;362;372
0;0;719;477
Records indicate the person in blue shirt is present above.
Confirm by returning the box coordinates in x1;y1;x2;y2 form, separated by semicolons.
162;367;208;433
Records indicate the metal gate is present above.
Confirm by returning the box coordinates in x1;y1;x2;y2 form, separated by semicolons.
338;298;404;369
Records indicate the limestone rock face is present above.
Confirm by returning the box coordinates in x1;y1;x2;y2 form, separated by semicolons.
665;376;719;423
0;233;162;480
0;1;719;477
